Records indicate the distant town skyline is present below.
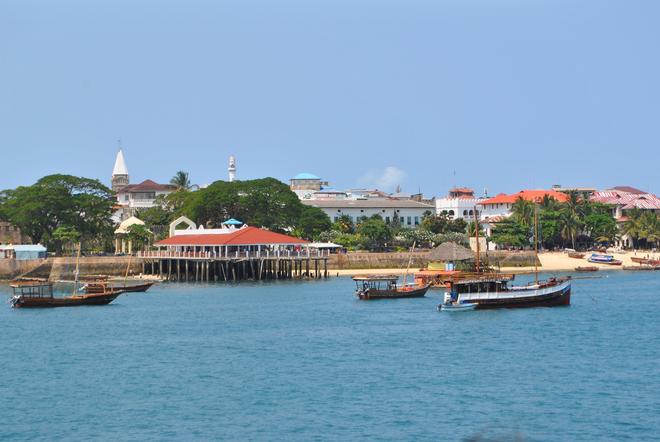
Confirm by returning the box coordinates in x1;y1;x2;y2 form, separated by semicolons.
2;1;659;195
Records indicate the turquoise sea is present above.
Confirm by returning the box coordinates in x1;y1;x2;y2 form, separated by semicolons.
1;271;659;441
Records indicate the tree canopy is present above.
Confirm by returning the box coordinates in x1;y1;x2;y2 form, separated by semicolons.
0;174;114;250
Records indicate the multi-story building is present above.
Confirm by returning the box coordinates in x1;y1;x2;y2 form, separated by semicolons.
435;187;484;220
590;186;660;248
301;198;435;228
111;150;176;221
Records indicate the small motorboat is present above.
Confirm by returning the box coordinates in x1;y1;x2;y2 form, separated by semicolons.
568;252;585;259
439;302;477;312
575;266;599;272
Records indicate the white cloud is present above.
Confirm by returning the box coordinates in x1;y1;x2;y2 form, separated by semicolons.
357;166;407;192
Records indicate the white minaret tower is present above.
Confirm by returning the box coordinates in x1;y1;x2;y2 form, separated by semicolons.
228;155;236;182
111;149;129;192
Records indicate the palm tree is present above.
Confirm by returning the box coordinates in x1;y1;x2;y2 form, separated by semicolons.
638;211;659;249
622;208;643;249
511;197;534;228
559;208;580;249
170;171;198;191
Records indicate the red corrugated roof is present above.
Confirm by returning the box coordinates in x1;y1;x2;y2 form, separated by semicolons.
155;226;309;246
481;190;569;205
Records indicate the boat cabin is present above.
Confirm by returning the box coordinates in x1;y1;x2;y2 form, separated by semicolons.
10;281;54;299
447;273;515;296
352;275;399;292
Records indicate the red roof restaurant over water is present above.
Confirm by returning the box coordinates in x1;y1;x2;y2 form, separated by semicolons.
149;218;311;259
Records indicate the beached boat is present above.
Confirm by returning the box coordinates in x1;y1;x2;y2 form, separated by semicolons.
438;273;571;310
587;254;622;265
575;266;599;272
630;257;660;266
623;265;658;271
568;252;585;259
353;275;430;300
9;280;125;308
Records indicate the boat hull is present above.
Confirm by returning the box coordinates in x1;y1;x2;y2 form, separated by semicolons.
458;281;571;309
11;292;123;308
357;285;430;300
109;282;155;293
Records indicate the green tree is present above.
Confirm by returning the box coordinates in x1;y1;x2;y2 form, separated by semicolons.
52;225;80;255
125;224;152;252
332;214;355;234
296;205;332;240
1;175;114;250
490;218;529;248
357;217;392;250
511;197;535;228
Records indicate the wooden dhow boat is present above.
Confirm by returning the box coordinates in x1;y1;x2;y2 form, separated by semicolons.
575;266;599;272
353;275;431;300
9;243;125;308
439;204;572;311
9;280;125;308
438;273;571;310
567;252;585;259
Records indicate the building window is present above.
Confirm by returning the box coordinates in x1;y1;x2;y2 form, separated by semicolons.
448;210;454;216
414;216;419;226
400;217;404;224
334;217;338;222
385;217;390;224
407;216;412;225
360;209;364;212
469;210;473;216
463;210;468;216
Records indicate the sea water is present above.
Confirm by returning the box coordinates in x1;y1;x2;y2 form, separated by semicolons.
1;271;659;441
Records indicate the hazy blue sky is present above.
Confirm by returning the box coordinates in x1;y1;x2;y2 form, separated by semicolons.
2;0;659;196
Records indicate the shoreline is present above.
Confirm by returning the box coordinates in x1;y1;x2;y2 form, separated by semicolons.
333;251;660;276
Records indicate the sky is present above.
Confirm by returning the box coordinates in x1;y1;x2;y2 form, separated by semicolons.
1;0;659;196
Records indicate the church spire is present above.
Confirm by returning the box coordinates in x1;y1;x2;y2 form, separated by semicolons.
112;149;129;192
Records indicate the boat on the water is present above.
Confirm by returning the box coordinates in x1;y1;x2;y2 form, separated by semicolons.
438;299;477;311
353;275;430;300
587;254;622;265
82;279;155;294
9;280;125;308
575;266;599;272
438;273;571;310
568;252;585;259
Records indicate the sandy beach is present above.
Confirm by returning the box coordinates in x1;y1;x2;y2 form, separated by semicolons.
333;251;660;276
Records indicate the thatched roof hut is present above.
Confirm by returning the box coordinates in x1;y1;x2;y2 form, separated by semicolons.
428;242;474;261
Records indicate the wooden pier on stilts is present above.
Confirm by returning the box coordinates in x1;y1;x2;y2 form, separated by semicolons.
139;251;329;282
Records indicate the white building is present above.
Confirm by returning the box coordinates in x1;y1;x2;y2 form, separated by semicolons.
435;187;484;220
289;173;329;199
111;150;176;221
301;199;435;228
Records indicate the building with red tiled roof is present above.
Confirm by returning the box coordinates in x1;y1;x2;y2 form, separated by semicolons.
479;190;569;220
153;222;309;258
111;150;177;221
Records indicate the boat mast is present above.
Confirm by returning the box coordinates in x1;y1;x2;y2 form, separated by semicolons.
73;242;81;295
474;206;480;273
403;241;416;286
534;204;539;285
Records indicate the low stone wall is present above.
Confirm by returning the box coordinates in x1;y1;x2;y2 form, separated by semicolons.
48;257;144;280
0;259;47;280
327;252;430;270
485;251;540;268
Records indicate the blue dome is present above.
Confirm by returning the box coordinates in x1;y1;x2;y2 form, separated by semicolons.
293;172;320;180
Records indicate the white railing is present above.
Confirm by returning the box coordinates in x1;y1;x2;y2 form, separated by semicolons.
137;249;330;259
